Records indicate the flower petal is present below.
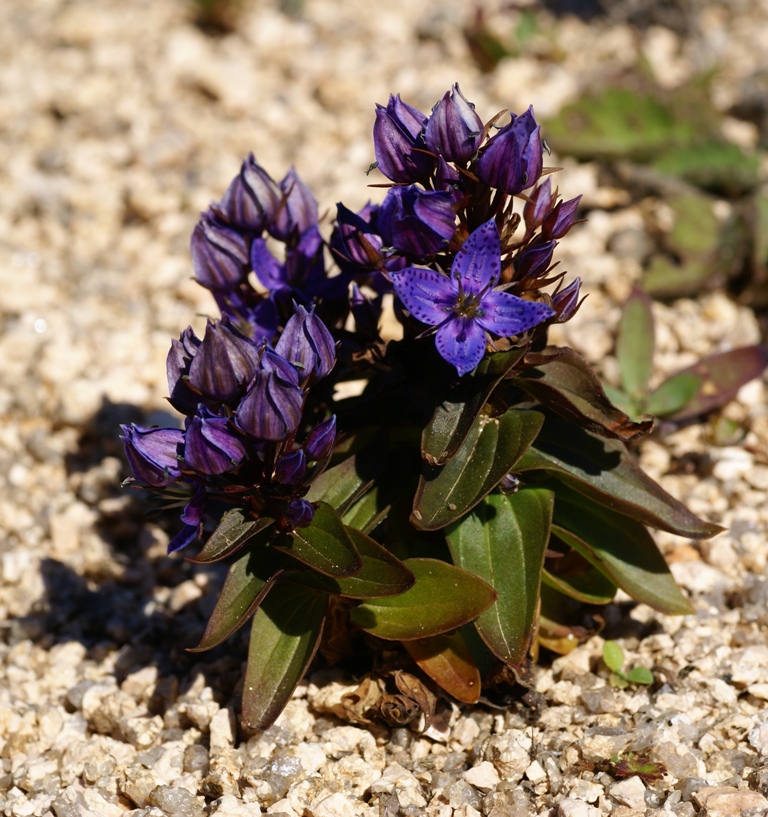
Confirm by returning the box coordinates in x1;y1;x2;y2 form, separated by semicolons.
476;290;555;337
435;316;486;376
451;220;500;294
391;267;456;326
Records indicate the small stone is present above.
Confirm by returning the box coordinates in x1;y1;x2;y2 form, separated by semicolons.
609;775;647;810
525;760;547;784
118;714;164;749
693;785;768;816
149;785;205;816
462;761;500;792
306;792;358;817
481;732;531;782
557;799;600;817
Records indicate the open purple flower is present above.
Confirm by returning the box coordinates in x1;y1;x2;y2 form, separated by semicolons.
391;220;555;376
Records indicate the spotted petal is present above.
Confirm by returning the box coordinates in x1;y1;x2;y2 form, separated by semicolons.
391;267;456;326
436;317;487;376
451;220;501;295
477;291;554;337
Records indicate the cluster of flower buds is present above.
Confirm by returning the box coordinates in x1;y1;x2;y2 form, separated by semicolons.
121;305;337;551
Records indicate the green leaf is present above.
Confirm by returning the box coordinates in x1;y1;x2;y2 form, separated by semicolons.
422;348;527;466
601;384;639;419
188;508;274;564
602;640;626;674
241;582;327;731
665;344;768;422
515;412;723;539
289;526;415;599
624;666;655;685
617;288;655;399
515;347;653;441
350;558;497;641
306;436;387;513
274;502;363;577
644;372;701;417
341;485;390;534
551;484;693;614
542;549;617;604
413;409;544;531
190;547;282;652
447;489;553;667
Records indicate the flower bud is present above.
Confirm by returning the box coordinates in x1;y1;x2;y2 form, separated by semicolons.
121;425;184;487
168;486;207;554
373;94;434;183
216;153;281;233
269;167;318;241
551;277;583;322
274;449;307;486
542;195;582;240
523;177;554;232
425;84;483;163
191;211;250;291
330;202;385;273
167;326;202;414
184;406;246;475
378;185;456;260
514;239;556;280
304;415;336;461
275;304;336;383
476;105;543;195
236;369;304;441
277;498;315;530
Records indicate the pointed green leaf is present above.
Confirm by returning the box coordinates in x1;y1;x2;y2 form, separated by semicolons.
187;508;274;564
289;526;415;598
665;344;768;422
413;409;544;531
601;384;639;419
446;489;553;666
602;640;625;674
190;546;282;652
644;372;701;417
542;549;617;604
350;558;497;641
551;484;693;614
274;502;363;577
624;666;655;685
341;485;390;534
617;287;655;399
515;347;653;441
422;348;527;466
515;413;722;539
241;582;327;731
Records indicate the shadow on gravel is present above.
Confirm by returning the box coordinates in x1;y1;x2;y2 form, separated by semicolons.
539;0;696;34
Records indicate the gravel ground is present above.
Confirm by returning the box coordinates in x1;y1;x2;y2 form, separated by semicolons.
2;1;768;815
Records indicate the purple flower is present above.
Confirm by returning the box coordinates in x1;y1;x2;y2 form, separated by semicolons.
275;304;336;384
273;449;307;486
183;406;246;475
542;195;582;240
373;94;434;183
215;153;281;233
378;185;456;260
269;167;318;242
304;415;336;461
514;239;557;280
523;177;554;232
476;106;543;195
551;277;583;322
168;486;207;554
391;220;555;376
330;202;385;273
424;84;483;163
190;212;250;291
121;425;185;487
277;498;315;530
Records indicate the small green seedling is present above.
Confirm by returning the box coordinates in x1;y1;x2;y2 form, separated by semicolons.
604;287;768;425
609;752;667;783
602;641;654;688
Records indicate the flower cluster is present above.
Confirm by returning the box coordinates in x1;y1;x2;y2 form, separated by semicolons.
121;305;336;551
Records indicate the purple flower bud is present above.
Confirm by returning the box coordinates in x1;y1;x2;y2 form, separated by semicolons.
190;212;250;291
184;406;246;475
378;185;456;260
330;202;385;273
168;486;207;554
274;449;307;485
188;319;261;403
275;305;336;383
425;84;483;163
373;94;435;183
236;369;304;441
269;167;318;242
167;326;202;414
216;153;281;233
514;240;556;280
551;277;583;322
476;106;543;195
542;195;582;240
523;177;554;232
304;415;336;461
435;156;462;193
278;498;315;530
121;425;184;487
